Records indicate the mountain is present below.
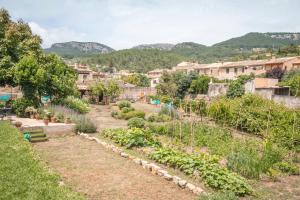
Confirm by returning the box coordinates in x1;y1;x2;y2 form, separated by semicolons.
85;49;190;73
214;32;300;49
132;43;175;50
44;41;115;58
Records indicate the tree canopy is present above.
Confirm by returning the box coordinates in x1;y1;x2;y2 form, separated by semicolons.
0;8;77;103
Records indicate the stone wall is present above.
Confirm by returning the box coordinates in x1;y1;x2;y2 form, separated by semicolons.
207;83;228;98
272;95;300;109
119;87;156;101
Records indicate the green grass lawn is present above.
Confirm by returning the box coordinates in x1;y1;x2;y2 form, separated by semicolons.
0;121;84;200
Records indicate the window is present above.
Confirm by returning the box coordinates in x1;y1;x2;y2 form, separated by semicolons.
234;68;238;73
226;68;230;74
253;67;257;70
242;67;245;73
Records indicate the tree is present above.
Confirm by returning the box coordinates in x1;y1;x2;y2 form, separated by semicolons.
0;8;42;86
1;8;77;103
279;69;300;96
122;73;150;87
189;75;210;94
106;79;121;101
90;81;106;102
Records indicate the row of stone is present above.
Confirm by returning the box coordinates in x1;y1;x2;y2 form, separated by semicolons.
79;133;205;196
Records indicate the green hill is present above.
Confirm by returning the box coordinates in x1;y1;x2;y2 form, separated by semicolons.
214;32;300;49
86;49;190;73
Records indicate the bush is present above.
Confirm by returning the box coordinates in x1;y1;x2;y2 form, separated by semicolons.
102;128;159;148
159;105;178;119
199;192;238;200
121;107;135;113
128;117;145;128
147;113;171;122
63;96;90;114
12;98;36;117
119;110;145;120
75;117;97;133
111;111;118;117
117;101;131;109
274;162;299;175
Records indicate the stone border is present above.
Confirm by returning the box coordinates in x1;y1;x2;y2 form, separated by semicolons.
78;133;205;196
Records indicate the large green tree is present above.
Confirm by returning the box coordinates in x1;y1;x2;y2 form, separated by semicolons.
0;8;77;103
0;8;42;86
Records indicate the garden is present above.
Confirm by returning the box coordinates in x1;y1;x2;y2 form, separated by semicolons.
98;95;300;199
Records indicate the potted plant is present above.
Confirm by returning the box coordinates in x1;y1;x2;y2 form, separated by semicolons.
25;106;37;119
43;116;49;125
15;121;22;128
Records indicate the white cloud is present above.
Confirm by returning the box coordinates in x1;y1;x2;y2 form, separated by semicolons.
28;22;87;48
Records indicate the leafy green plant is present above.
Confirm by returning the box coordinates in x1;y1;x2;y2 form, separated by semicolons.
102;128;159;148
274;161;299;175
121;107;135;113
147;113;171;122
128;117;146;128
119;110;146;120
199;192;238;200
117;101;131;109
63;96;90;114
149;147;251;196
12;98;36;117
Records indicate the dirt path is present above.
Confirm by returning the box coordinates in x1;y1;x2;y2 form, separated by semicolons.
87;104;128;131
33;104;197;200
33;136;196;200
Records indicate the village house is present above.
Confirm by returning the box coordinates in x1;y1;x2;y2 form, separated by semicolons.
147;69;169;88
174;56;300;80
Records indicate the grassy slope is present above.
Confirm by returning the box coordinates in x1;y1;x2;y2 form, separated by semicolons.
0;121;84;200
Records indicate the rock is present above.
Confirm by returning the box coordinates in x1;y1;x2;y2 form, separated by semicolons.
128;155;135;159
193;187;204;195
172;176;181;184
149;164;160;173
163;173;173;181
186;183;196;191
133;158;141;165
193;170;200;177
120;152;128;158
178;180;187;188
157;169;168;176
141;160;149;169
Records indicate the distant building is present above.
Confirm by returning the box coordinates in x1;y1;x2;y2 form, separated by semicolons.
147;69;169;88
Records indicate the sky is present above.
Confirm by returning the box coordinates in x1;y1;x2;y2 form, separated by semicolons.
1;0;300;49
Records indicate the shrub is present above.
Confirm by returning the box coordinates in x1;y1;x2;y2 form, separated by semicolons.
111;111;118;117
147;113;171;122
159;105;178;119
75;117;97;133
63;96;90;114
119;110;145;120
12;98;36;117
274;162;299;175
121;107;135;113
117;100;131;109
128;117;145;128
102;128;159;148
